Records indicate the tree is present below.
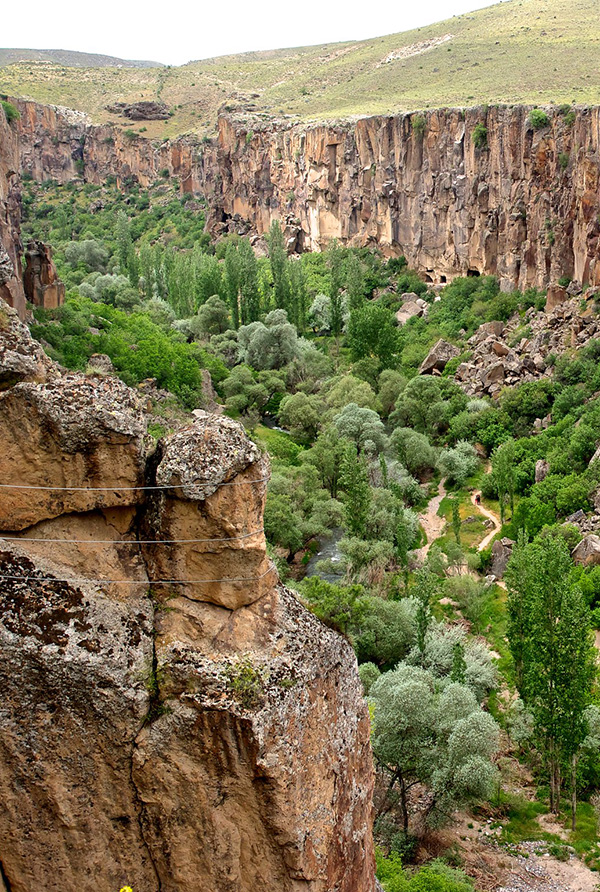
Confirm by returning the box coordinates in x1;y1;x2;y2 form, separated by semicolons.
390;428;437;477
278;392;323;441
328;240;345;336
370;666;500;832
438;442;479;486
347;303;399;366
238;238;260;323
267;221;292;316
302;426;348;499
333;403;387;454
340;443;372;538
195;295;230;335
505;531;597;822
345;251;366;310
492;438;516;524
237;310;300;370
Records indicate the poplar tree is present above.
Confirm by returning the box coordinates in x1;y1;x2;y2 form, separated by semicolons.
492;438;516;524
505;530;596;823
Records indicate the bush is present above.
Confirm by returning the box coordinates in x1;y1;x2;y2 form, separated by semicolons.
528;108;550;130
412;115;426;138
1;100;20;124
472;123;488;149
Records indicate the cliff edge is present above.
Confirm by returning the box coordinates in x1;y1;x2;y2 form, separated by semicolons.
0;301;375;892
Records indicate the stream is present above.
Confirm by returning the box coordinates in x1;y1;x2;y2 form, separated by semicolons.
304;527;345;583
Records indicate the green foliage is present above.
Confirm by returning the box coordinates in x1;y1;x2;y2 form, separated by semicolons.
376;852;475;892
471;123;488;149
223;656;267;709
298;577;369;635
370;664;500;831
411;115;426;138
505;530;597;822
1;99;19;124
32;296;225;407
528;108;550;129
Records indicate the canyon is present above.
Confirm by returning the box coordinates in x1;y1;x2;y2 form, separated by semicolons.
4;98;600;296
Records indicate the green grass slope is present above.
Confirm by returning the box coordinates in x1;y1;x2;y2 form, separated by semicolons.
1;0;599;138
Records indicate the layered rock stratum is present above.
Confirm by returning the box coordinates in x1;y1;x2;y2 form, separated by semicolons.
0;301;375;892
7;99;600;290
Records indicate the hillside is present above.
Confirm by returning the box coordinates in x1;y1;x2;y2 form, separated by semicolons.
0;48;163;68
1;0;600;138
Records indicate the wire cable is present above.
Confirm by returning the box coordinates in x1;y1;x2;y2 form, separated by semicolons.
0;563;277;586
0;528;265;546
0;476;269;493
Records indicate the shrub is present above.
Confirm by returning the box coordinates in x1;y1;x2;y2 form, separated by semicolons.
412;115;426;138
1;100;20;124
558;152;570;171
529;109;550;130
472;123;488;149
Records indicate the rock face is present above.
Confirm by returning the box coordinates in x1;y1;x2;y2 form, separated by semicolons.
0;107;25;317
23;240;65;309
0;301;375;892
9;98;600;290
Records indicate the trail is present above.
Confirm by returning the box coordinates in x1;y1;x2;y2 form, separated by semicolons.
414;479;447;562
471;491;502;552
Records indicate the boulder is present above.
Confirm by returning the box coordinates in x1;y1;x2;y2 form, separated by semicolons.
535;459;550;483
0;298;53;389
491;537;515;577
419;338;460;374
396;297;424;325
573;534;600;566
546;284;569;312
142;412;273;610
0;373;149;529
86;353;115;375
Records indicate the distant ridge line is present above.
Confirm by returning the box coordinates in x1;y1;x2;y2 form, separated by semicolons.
0;48;164;68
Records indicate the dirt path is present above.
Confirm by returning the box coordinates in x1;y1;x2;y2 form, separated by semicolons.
414;479;447;562
472;491;502;552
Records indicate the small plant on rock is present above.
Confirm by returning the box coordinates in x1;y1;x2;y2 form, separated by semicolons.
472;123;488;149
529;108;550;130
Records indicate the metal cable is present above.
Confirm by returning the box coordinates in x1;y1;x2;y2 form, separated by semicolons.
0;528;264;546
0;476;269;493
0;563;277;586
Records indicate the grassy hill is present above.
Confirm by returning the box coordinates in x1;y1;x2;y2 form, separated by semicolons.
1;0;599;138
0;48;163;68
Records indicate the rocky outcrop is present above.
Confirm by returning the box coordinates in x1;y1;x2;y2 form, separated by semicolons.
491;538;515;578
8;99;600;290
0;106;25;316
420;338;460;375
0;301;375;892
454;292;600;397
23;240;65;309
106;101;170;120
572;534;600;566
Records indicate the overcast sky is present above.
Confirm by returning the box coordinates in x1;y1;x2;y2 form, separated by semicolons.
3;0;507;65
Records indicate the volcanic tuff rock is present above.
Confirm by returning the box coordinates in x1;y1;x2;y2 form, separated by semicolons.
0;300;375;892
7;98;600;290
23;240;65;309
0;105;25;316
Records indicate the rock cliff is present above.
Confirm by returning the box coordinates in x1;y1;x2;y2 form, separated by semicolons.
10;99;600;290
0;302;375;892
0;107;25;316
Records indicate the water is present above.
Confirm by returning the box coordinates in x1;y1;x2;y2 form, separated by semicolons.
304;527;345;583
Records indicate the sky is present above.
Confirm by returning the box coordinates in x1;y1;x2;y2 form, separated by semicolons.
2;0;508;65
